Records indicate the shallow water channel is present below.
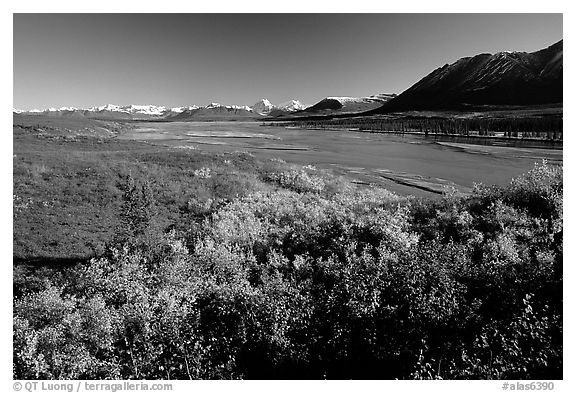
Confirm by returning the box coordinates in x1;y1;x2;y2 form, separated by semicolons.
121;121;563;197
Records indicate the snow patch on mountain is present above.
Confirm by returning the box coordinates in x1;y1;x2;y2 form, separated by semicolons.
205;103;253;111
89;104;125;112
170;105;199;113
278;100;306;111
90;104;169;115
125;105;168;115
326;97;358;103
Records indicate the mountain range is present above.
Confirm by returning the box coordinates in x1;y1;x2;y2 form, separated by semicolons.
13;40;562;121
13;100;304;121
13;96;394;121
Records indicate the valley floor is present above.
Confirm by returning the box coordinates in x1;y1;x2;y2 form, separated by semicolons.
13;116;563;380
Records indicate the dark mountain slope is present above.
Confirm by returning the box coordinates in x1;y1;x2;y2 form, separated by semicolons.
370;40;562;113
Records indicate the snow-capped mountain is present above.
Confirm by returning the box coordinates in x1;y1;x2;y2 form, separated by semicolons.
206;102;253;111
13;98;310;121
277;100;306;112
46;106;79;112
88;104;124;112
297;94;396;116
88;104;169;117
170;105;199;114
123;105;168;116
15;95;390;120
251;99;275;115
14;104;178;120
170;102;259;121
13;108;42;114
249;99;307;117
13;102;262;121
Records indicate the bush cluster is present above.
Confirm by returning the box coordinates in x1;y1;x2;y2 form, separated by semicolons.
13;161;562;379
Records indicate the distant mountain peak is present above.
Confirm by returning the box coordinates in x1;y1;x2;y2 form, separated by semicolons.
278;100;306;111
251;99;275;115
91;104;124;112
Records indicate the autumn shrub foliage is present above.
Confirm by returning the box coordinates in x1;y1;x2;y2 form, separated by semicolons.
13;161;562;379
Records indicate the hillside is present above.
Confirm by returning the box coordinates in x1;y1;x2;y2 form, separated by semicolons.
13;114;132;138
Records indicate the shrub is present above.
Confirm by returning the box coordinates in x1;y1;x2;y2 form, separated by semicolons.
265;167;325;193
13;161;562;379
506;160;562;223
115;174;157;243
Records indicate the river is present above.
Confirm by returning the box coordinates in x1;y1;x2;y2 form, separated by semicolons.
120;121;563;197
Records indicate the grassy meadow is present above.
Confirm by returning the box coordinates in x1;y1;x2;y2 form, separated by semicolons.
13;115;562;379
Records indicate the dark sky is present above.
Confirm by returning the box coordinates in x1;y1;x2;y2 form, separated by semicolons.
13;13;563;110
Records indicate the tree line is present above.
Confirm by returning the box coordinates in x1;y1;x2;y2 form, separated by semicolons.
267;115;563;140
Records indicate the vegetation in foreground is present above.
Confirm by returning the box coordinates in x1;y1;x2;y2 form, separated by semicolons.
13;120;562;379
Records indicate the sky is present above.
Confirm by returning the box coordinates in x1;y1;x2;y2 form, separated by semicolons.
13;13;563;110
